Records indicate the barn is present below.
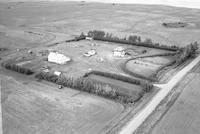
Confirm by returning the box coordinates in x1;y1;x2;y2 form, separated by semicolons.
48;52;71;65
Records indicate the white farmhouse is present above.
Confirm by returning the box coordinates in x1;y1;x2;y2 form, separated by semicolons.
113;46;125;57
48;52;71;65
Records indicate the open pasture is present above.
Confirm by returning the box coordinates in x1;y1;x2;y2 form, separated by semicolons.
1;74;124;134
1;1;200;50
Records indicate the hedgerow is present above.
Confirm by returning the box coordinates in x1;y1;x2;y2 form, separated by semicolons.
83;71;142;84
83;70;153;93
80;30;180;51
65;36;85;42
175;42;198;64
35;72;136;104
1;62;34;75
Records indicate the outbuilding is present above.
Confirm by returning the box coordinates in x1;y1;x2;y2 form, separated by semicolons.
48;52;71;65
54;71;62;76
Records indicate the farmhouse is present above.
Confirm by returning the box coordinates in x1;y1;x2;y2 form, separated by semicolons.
113;46;125;57
48;52;71;65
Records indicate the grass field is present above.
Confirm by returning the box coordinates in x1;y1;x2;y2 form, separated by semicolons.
1;74;124;134
151;65;200;134
1;1;200;48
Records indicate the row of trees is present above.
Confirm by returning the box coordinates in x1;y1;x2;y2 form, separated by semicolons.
80;30;179;51
83;70;153;92
149;42;198;80
35;72;136;103
1;62;34;75
176;42;198;64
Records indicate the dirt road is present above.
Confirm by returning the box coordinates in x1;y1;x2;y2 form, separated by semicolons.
119;54;200;134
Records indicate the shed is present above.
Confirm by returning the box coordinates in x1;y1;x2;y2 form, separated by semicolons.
54;71;62;76
86;37;93;40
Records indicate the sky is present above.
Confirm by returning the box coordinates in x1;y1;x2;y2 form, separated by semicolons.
1;0;200;9
71;0;200;9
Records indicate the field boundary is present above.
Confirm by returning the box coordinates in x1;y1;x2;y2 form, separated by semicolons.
84;30;180;51
35;72;144;104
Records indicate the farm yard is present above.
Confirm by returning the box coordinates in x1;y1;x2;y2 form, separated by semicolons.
2;38;176;80
0;1;200;134
41;39;175;78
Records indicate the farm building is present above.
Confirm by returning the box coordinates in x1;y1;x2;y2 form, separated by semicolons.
113;46;125;57
54;71;62;76
48;52;71;65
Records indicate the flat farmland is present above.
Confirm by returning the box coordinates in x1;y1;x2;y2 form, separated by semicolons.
1;1;200;134
151;66;200;134
1;1;200;51
1;74;124;134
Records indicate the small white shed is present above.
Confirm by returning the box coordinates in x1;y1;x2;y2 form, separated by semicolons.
54;71;62;76
86;37;93;40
